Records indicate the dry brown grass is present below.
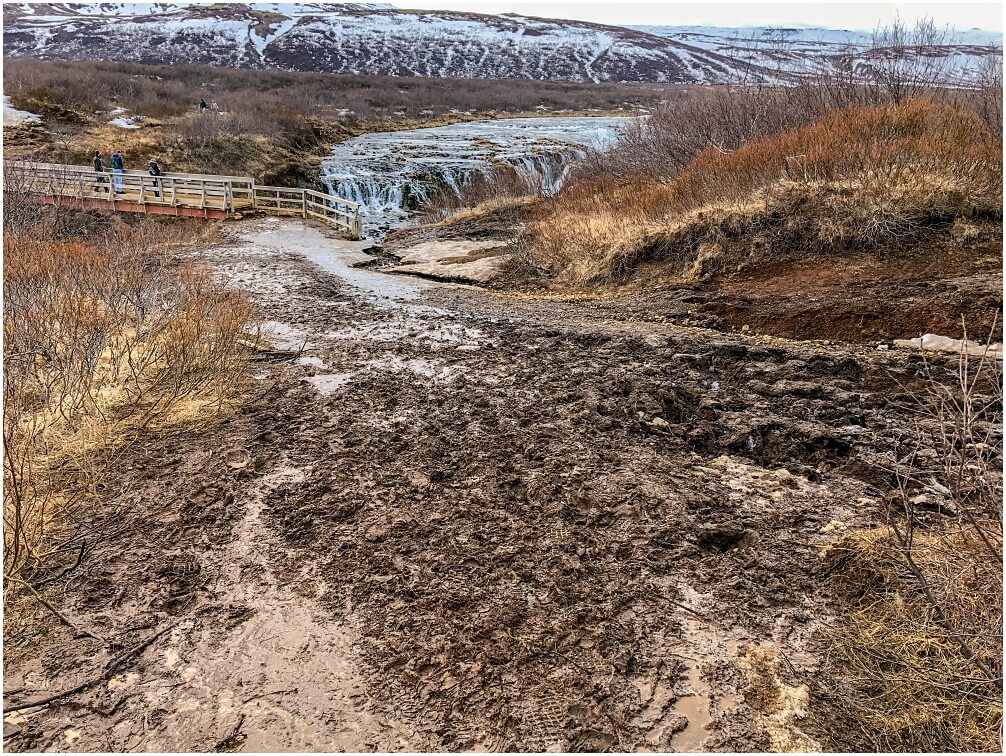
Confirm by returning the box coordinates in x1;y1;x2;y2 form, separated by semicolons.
814;344;1002;752
525;99;1003;285
2;197;253;604
818;525;1002;752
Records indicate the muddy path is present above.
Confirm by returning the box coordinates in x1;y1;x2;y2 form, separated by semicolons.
3;218;973;752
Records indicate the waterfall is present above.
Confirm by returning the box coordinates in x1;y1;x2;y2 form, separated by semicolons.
320;116;630;232
323;151;583;214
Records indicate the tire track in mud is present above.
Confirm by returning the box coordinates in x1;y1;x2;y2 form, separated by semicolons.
4;218;972;752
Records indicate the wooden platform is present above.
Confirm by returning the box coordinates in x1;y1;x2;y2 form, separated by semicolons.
7;161;362;239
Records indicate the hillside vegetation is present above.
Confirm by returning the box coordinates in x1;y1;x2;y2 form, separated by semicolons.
526;99;1001;285
2;59;669;184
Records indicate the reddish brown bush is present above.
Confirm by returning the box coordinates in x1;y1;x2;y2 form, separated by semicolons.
526;99;1003;284
668;98;1002;216
3;196;253;596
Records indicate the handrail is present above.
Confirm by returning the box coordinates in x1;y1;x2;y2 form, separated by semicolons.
13;161;256;184
254;184;361;239
7;161;362;239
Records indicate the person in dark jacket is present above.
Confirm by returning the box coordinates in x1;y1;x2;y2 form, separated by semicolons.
110;150;125;193
92;151;109;193
147;158;162;198
199;98;208;112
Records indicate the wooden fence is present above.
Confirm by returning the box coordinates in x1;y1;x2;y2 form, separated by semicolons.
253;185;363;239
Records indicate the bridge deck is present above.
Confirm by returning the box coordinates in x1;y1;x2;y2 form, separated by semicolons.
7;161;361;239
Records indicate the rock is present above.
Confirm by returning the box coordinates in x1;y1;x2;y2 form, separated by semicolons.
893;333;1003;359
388;240;509;284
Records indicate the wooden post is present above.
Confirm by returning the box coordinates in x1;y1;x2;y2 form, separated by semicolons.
352;209;362;240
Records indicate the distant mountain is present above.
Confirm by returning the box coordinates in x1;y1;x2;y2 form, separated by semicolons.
631;24;1003;82
2;3;1001;84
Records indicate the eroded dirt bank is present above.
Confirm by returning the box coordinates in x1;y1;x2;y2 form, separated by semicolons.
2;219;980;752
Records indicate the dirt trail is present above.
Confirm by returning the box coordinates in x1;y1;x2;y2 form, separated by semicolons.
3;218;971;752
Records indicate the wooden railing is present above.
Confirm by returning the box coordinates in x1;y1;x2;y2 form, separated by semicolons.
7;161;361;239
253;185;362;240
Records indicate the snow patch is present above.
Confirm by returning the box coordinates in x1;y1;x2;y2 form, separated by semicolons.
3;95;41;126
108;116;141;129
893;333;1003;360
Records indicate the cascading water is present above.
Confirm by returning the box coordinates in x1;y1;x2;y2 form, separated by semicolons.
321;116;630;236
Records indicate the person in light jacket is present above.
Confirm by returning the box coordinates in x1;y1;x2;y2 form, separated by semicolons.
110;150;125;194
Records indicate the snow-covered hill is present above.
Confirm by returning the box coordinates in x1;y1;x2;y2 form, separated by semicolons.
0;2;788;83
632;24;1003;82
2;3;1000;84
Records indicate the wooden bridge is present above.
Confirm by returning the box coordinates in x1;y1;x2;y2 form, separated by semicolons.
7;161;363;239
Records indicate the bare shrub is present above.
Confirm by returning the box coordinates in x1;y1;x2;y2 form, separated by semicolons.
816;336;1002;752
865;17;958;104
572;84;820;183
3;58;671;125
574;18;1000;185
2;192;253;600
959;52;1005;137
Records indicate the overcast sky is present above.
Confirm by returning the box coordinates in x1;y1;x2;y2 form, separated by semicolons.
392;1;1004;32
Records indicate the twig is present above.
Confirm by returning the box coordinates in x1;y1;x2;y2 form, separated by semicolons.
668;599;715;623
8;578;107;645
33;540;88;589
2;621;180;714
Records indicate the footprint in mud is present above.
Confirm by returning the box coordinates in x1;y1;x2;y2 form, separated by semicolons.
224;448;251;469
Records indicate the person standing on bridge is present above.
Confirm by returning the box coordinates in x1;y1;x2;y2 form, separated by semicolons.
147;158;162;198
111;150;125;194
92;151;109;194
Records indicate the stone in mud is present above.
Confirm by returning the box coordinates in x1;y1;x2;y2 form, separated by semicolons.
390;240;509;284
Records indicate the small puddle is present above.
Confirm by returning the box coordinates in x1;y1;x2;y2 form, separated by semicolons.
668;590;747;751
671;664;714;752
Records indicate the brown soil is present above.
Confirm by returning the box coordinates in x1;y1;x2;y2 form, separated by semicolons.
512;243;1003;347
702;246;1003;344
2;218;997;752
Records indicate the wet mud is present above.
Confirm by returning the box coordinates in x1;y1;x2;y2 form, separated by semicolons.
3;218;984;752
